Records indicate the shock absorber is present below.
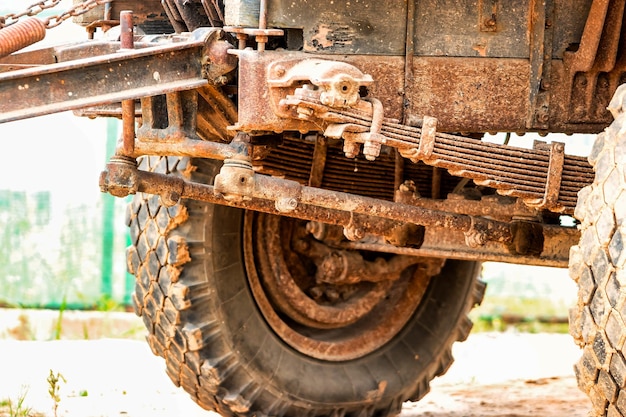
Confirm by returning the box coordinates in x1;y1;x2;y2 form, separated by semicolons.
0;18;47;58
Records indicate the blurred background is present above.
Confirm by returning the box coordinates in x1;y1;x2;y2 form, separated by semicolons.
0;1;131;311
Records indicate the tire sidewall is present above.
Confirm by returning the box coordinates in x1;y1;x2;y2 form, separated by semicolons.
207;203;479;410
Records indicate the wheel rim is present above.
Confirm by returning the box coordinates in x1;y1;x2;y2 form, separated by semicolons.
244;212;435;361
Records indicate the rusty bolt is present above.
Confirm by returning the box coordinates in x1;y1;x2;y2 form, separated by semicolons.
363;142;381;161
343;225;364;241
161;191;180;207
274;65;286;77
325;288;340;302
540;79;551;90
309;286;324;301
296;106;314;119
537;112;549;124
275;197;298;212
343;141;360;159
306;221;325;240
464;229;487;248
484;18;496;28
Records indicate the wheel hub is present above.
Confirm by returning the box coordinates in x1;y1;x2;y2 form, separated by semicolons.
244;213;440;361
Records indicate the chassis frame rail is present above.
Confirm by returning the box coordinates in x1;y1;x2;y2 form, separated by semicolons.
0;30;212;123
100;155;578;267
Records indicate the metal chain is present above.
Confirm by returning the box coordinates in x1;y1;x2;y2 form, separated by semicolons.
45;0;112;28
0;0;111;29
0;0;61;28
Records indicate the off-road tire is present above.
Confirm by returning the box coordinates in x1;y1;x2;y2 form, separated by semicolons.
570;85;626;416
126;155;486;417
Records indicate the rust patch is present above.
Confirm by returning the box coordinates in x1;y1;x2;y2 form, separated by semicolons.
472;43;488;57
310;25;335;49
309;20;356;51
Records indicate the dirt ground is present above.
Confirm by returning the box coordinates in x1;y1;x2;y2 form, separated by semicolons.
411;377;588;417
0;311;591;417
410;332;591;417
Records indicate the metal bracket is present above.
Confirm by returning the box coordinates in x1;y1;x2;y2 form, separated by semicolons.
0;29;217;124
214;155;256;202
328;98;387;160
524;141;565;211
399;116;438;163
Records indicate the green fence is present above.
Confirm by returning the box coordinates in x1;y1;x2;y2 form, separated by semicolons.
0;114;132;309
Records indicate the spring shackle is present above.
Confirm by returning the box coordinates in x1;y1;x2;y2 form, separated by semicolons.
0;18;46;59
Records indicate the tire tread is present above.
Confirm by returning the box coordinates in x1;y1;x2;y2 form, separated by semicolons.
129;157;485;417
571;87;626;416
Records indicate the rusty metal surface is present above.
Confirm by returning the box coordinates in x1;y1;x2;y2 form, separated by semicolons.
251;134;577;219
0;39;158;72
234;50;534;134
526;0;549;130
162;0;216;32
118;11;136;157
236;49;615;137
0;0;611;281
229;9;626;135
268;62;593;213
413;0;532;58
552;0;594;58
253;215;399;329
265;0;407;55
0;34;209;123
244;212;434;361
550;0;626;129
201;0;225;27
99;159;576;267
134;90;238;158
196;85;238;140
341;224;578;268
102;155;518;245
2;0;618;137
254;135;439;202
406;57;532;132
0;46;58;72
229;0;618;133
72;0;171;34
135;84;237;158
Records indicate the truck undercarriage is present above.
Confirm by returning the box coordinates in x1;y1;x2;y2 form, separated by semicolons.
1;0;626;416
